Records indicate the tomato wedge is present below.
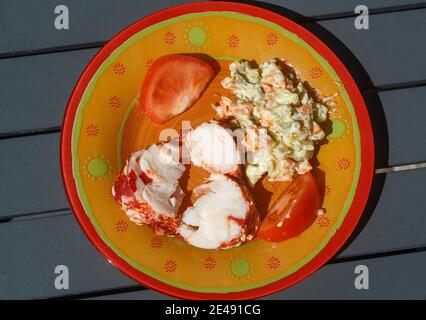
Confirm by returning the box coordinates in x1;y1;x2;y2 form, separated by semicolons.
140;54;216;124
257;172;321;242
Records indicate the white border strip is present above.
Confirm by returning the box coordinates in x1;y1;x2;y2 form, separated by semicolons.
375;162;426;174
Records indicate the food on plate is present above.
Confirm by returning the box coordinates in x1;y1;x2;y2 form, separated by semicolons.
112;139;186;235
184;121;240;176
257;172;321;242
213;58;332;185
140;54;216;124
177;174;260;249
113;55;331;248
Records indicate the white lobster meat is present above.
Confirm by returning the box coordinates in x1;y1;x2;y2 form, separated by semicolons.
185;121;241;176
112;140;186;235
177;174;260;249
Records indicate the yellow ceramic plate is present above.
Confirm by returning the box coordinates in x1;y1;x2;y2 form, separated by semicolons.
61;2;374;299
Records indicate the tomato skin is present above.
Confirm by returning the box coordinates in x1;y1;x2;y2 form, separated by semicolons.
257;172;321;242
140;54;216;124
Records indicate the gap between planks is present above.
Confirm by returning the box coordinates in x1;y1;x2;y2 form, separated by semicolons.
310;1;426;21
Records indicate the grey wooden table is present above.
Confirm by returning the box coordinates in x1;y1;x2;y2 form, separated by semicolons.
1;0;425;300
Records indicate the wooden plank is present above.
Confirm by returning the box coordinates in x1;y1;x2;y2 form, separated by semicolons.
337;169;426;258
269;251;426;299
267;0;425;17
317;9;426;87
0;214;136;299
0;0;194;55
0;49;97;134
0;133;68;218
379;87;426;165
89;251;426;300
0;0;423;55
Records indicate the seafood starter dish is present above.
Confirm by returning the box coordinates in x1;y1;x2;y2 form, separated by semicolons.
113;54;333;249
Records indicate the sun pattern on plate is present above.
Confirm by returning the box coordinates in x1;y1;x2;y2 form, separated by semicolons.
317;215;331;230
184;21;210;50
164;31;176;44
266;32;278;46
310;66;322;80
227;34;240;48
324;185;331;197
85;124;100;137
337;158;351;170
229;256;253;280
151;236;163;249
146;58;154;70
266;256;281;270
82;155;111;180
108;96;122;109
164;259;178;273
204;257;217;270
329;115;351;141
113;62;126;75
116;220;129;232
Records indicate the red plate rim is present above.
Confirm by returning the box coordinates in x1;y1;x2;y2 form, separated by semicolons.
60;1;374;299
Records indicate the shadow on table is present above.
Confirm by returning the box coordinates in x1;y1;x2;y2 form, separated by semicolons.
235;0;389;258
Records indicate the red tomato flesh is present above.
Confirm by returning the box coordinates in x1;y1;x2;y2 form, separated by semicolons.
140;54;216;124
257;172;321;242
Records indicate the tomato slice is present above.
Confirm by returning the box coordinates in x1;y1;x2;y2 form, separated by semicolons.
257;172;321;242
140;54;216;124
